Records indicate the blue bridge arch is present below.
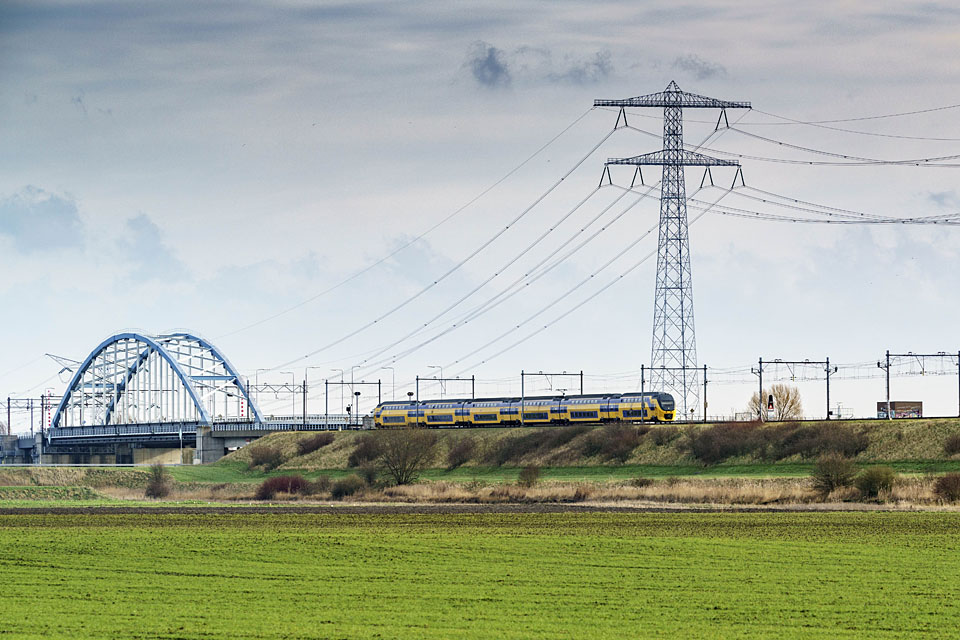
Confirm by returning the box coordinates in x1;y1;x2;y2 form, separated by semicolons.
51;331;263;429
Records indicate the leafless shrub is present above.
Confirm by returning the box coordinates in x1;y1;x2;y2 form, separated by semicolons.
811;454;857;496
331;474;366;499
774;423;869;459
934;473;960;502
518;465;540;487
348;434;382;468
446;436;476;470
308;475;333;494
688;422;763;464
255;475;308;500
855;466;896;499
485;426;592;466
297;432;335;456
580;425;642;463
651;426;681;446
378;428;438;485
144;463;171;499
248;445;285;470
358;464;379;486
944;434;960;456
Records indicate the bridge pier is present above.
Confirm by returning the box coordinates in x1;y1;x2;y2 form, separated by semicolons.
195;426;226;464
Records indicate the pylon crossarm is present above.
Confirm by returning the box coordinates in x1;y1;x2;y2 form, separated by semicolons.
606;150;739;167
595;82;751;110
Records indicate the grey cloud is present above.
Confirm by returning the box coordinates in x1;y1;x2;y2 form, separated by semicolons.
468;44;613;87
551;51;612;84
672;54;726;80
465;41;511;88
0;186;84;252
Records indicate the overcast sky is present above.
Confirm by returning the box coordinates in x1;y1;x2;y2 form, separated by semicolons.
3;1;960;425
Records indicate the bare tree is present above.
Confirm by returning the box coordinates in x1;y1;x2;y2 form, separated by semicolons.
378;427;438;485
748;384;803;421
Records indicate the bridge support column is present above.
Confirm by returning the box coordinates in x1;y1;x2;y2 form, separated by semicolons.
195;426;226;464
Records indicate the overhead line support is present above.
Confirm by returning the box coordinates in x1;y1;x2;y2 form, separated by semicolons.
594;81;750;416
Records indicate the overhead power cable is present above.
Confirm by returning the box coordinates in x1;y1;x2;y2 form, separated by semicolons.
266;126;617;373
753;103;960;125
734;186;960;223
443;186;734;378
687;197;960;225
747;108;960;142
217;107;596;341
729;127;960;165
347;184;659;379
326;115;744;388
623;123;960;167
351;186;627;370
336;122;739;386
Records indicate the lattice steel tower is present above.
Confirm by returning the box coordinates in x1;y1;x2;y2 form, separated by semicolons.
595;81;750;416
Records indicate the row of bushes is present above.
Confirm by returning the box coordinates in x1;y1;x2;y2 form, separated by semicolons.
441;420;874;468
810;455;960;501
254;473;369;500
689;421;869;465
444;424;683;469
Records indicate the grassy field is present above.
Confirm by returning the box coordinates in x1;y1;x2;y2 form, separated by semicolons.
0;511;958;638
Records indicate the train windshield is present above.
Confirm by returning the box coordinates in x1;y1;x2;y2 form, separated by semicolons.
657;394;675;410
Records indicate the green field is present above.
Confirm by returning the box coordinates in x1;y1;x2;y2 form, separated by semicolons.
1;510;958;638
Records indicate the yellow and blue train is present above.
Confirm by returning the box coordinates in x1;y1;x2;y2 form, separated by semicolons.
373;392;675;427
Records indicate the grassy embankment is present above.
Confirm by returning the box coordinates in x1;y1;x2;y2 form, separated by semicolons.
1;418;959;505
1;511;958;638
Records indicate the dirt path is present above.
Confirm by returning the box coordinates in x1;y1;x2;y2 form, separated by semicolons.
0;501;955;515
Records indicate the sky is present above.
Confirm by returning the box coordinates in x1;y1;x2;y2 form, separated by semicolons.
3;0;960;428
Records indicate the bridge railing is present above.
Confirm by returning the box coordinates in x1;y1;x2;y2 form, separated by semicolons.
48;422;199;439
46;415;364;441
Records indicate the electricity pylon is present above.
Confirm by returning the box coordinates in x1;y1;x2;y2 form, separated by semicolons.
595;81;750;417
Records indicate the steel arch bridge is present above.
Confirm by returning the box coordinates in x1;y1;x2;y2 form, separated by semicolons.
51;332;263;431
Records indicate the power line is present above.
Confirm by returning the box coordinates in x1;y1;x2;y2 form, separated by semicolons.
745;108;960;142
350;186;609;370
333;114;743;385
266;126;617;373
687;197;960;225
729;127;960;165
445;186;733;377
733;187;960;223
752;103;960;125
217;107;597;341
356;184;659;375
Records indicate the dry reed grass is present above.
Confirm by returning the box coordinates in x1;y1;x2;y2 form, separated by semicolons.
92;475;956;507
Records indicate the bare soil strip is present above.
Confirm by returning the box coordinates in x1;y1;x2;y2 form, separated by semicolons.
1;501;955;516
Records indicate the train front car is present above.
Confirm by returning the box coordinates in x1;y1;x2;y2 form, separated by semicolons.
654;393;676;421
